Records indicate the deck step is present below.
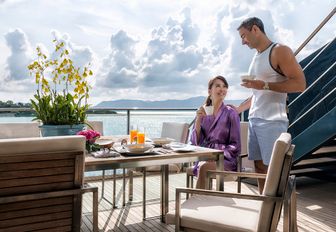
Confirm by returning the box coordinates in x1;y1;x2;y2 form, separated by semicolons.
290;165;335;177
292;156;336;170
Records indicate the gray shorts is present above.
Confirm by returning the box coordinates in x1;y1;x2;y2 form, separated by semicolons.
248;118;288;165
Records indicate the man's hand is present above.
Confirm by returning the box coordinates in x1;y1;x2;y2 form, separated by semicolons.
241;79;265;90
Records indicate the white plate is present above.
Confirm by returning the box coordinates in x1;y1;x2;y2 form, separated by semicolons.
164;142;195;152
240;74;256;82
114;143;154;154
151;137;175;146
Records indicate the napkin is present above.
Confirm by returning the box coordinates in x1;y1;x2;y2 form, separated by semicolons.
91;150;120;158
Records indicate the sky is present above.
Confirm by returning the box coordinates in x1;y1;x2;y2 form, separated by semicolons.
0;0;335;106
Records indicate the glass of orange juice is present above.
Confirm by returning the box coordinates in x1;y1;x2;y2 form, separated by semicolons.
130;124;138;144
137;127;145;144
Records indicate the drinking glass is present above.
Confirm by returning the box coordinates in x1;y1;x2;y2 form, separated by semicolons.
130;124;138;144
137;127;145;144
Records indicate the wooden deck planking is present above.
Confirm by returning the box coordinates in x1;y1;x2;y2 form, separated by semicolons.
82;172;336;232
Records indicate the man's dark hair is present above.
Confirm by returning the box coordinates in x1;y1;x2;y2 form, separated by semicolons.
237;17;265;34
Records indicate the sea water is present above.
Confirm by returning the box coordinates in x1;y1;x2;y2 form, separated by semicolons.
0;110;195;137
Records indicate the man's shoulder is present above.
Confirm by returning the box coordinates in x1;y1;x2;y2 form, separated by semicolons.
271;44;295;64
273;43;293;55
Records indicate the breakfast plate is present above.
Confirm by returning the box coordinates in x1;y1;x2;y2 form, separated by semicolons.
113;143;154;155
240;74;256;82
150;137;175;146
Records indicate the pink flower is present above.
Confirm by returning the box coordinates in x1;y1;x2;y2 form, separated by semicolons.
77;129;101;144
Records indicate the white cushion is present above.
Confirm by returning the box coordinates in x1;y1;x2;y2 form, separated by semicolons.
0;122;40;139
86;121;104;135
186;166;194;175
240;122;248;154
166;194;260;232
140;122;189;173
161;122;189;143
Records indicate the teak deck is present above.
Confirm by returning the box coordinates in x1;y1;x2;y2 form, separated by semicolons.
81;172;336;232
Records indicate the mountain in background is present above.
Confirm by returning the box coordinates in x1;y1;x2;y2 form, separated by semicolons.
94;96;244;109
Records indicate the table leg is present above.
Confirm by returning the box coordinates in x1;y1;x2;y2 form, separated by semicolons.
143;167;146;220
101;170;106;199
122;168;126;206
113;169;116;208
216;154;224;191
161;164;169;222
128;169;133;201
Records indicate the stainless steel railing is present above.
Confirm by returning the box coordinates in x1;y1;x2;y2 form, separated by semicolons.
294;7;336;56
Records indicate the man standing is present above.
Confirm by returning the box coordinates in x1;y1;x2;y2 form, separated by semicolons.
236;17;306;193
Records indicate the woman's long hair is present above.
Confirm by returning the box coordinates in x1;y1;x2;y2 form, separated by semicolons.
205;75;228;106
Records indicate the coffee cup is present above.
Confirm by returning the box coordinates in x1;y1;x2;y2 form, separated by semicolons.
240;74;256;82
203;105;214;115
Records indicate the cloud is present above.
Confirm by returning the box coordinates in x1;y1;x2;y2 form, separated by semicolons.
180;7;200;47
1;0;334;104
98;7;210;97
98;30;138;89
1;28;96;99
50;30;95;70
95;4;286;100
224;7;278;74
4;28;32;81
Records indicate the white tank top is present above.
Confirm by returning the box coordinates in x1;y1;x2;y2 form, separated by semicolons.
248;43;288;122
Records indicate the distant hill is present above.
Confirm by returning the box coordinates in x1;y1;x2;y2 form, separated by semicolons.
94;96;243;109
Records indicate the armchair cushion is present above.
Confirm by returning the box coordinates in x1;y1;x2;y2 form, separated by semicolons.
166;194;260;232
0;135;85;155
0;122;40;139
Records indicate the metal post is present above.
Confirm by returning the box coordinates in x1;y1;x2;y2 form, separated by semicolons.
127;109;130;134
128;170;133;201
142;167;146;220
122;168;126;206
161;165;169;222
113;169;116;208
101;170;105;199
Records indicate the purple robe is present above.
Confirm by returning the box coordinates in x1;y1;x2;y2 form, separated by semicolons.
191;103;241;176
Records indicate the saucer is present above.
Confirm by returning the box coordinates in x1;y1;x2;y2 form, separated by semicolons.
150;137;175;146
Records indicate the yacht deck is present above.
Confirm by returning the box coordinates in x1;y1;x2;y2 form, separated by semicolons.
81;172;336;232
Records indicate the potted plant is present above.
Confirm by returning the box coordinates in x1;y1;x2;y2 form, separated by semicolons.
28;39;93;136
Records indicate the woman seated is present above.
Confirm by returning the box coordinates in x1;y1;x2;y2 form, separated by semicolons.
191;75;241;189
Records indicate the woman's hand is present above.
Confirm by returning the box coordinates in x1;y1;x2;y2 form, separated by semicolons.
195;107;206;141
196;107;206;120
